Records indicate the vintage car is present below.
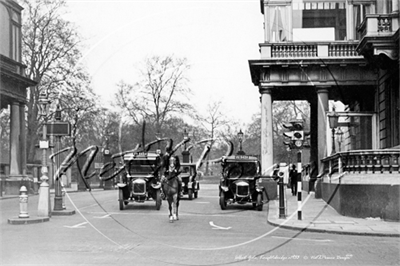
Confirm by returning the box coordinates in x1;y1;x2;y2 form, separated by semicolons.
117;151;162;210
180;163;199;200
219;155;265;211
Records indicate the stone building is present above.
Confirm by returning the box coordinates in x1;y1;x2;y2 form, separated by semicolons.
1;0;37;195
249;0;399;220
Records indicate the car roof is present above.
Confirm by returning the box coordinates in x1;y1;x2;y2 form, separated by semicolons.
223;155;259;162
181;163;196;168
124;152;158;161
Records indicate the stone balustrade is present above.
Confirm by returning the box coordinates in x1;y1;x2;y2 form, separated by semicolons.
261;41;362;59
358;13;399;37
321;149;400;177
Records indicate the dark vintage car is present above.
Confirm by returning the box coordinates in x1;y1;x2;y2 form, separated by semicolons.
117;151;162;210
219;155;265;211
180;163;199;200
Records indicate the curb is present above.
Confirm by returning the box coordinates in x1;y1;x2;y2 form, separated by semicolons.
267;220;400;238
51;209;76;216
8;216;50;225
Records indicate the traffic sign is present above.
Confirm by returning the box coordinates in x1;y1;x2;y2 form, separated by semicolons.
46;121;71;136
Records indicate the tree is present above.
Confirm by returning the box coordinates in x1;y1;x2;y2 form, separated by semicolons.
114;55;193;137
0;109;10;161
197;101;228;142
244;100;310;163
196;101;230;174
21;0;90;162
243;112;261;156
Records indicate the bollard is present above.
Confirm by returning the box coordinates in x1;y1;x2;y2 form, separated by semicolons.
62;188;66;210
278;171;286;219
19;186;29;218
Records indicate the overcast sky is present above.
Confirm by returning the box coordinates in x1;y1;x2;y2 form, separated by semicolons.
64;0;264;126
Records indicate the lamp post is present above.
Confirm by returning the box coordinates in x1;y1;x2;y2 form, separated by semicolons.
336;128;343;152
182;129;190;163
103;136;113;190
53;104;64;211
38;92;50;182
37;91;51;217
328;109;339;155
237;129;245;155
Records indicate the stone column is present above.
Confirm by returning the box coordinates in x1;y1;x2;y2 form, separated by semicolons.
346;1;354;40
317;88;329;171
9;102;20;176
309;96;318;166
19;103;26;175
259;87;274;176
393;0;399;13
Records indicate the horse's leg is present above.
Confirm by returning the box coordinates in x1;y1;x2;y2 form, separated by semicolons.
176;195;179;220
172;194;178;221
168;199;174;223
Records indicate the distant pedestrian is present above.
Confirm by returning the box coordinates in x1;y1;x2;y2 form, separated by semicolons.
289;164;298;196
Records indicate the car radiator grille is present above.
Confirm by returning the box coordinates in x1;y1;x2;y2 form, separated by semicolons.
236;183;249;197
133;181;146;194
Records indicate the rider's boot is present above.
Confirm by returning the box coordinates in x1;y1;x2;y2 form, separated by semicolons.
161;187;166;200
178;182;183;198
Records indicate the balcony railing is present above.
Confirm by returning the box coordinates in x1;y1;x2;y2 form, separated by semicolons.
358;13;399;38
262;41;362;59
321;150;400;177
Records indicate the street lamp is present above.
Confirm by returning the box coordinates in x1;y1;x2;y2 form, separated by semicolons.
183;128;189;150
53;103;63;210
103;136;113;190
336;128;344;152
182;128;190;163
38;91;50;182
328;109;339;155
237;129;245;155
37;91;51;217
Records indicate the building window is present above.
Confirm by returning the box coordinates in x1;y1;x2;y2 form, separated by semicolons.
292;0;346;41
385;76;400;148
269;6;288;42
11;22;20;61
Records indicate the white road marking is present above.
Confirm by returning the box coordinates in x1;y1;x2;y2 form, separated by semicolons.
79;203;99;210
209;221;231;230
94;214;111;219
64;222;88;228
272;236;333;242
87;211;253;218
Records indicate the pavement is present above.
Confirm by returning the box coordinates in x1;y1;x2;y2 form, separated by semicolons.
267;188;400;237
2;187;99;224
2;183;400;237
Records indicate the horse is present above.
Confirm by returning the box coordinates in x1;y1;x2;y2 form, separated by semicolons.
162;156;181;223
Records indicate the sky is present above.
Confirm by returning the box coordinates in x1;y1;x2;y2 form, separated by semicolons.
63;0;264;126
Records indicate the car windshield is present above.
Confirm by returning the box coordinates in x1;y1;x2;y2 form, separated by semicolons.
223;161;258;179
127;159;157;175
181;165;196;176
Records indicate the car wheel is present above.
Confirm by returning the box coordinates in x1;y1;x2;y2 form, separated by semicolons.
220;192;227;210
188;189;193;200
256;193;263;211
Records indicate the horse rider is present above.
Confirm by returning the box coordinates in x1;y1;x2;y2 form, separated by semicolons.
160;151;183;199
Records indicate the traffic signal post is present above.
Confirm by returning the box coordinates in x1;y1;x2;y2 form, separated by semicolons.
282;116;307;220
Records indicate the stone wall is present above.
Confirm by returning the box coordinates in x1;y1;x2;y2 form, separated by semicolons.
321;181;400;222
